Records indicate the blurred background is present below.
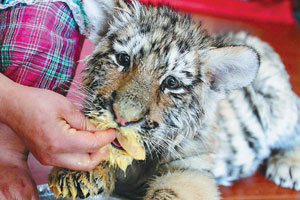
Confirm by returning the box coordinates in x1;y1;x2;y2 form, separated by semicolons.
30;0;300;199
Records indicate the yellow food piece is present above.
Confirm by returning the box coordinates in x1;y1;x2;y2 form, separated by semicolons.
118;127;145;160
87;111;146;172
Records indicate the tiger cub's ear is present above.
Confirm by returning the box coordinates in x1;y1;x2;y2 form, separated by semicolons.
202;46;260;92
113;0;135;14
82;0;115;44
83;0;140;45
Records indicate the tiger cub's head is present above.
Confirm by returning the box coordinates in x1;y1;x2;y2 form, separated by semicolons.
82;0;260;170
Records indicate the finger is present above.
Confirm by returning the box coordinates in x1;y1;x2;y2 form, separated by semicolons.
59;128;117;153
51;148;109;171
61;103;97;132
89;145;110;165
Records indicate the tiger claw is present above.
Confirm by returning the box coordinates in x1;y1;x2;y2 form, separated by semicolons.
48;164;114;199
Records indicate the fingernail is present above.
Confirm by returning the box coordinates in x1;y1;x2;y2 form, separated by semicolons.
76;159;91;167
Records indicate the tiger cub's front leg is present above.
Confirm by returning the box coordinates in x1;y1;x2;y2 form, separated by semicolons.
48;162;115;199
144;171;220;200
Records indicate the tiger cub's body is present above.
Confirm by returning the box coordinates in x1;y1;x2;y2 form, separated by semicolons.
49;1;300;199
205;32;300;185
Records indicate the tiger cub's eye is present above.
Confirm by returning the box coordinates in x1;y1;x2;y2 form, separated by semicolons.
163;76;181;90
116;53;131;71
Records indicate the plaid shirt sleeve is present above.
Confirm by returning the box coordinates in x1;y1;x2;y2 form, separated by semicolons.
0;2;84;96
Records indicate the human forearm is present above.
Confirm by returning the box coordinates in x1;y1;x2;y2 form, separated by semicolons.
0;73;20;125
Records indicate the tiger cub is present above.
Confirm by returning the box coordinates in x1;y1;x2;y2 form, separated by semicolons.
49;0;300;199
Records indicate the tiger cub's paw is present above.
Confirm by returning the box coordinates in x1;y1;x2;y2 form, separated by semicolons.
266;150;300;190
144;171;219;200
48;167;105;199
144;188;179;200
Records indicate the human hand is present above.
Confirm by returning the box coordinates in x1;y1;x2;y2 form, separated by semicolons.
0;74;117;171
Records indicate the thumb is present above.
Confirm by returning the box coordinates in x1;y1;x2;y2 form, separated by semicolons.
61;102;96;132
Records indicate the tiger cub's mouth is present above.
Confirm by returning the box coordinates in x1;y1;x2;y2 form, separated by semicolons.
86;110;146;171
106;129;146;172
111;138;124;150
112;129;146;160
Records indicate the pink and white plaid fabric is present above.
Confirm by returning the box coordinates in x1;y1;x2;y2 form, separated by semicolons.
0;2;84;95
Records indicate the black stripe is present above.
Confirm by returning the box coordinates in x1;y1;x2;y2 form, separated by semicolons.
243;87;265;132
218;110;238;163
170;93;183;100
228;98;262;156
181;70;193;78
242;125;260;155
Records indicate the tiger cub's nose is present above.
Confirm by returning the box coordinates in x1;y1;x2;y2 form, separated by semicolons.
113;105;140;126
